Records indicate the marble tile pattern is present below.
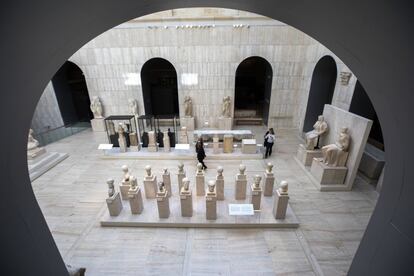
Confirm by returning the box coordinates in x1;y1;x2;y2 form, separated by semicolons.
31;126;378;275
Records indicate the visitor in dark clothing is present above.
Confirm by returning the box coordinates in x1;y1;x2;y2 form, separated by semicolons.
264;128;276;158
195;137;207;169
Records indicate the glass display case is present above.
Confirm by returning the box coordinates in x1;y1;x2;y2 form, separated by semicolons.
137;115;179;147
104;115;138;148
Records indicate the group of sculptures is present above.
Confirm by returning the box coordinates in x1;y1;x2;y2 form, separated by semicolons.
105;162;290;221
183;95;232;118
304;115;351;167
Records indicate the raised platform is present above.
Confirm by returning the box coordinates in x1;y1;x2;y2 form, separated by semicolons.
101;147;262;160
101;183;299;228
28;152;69;181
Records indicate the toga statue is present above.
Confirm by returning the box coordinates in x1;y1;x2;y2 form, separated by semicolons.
184;96;193;117
90;96;103;118
221;96;231;117
322;127;351;167
128;98;139;116
305;115;328;150
27;129;40;151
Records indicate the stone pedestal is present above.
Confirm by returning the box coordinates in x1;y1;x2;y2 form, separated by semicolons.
216;177;224;201
310;158;348;185
177;171;186;191
213;136;220;154
178;129;189;144
218;117;233;130
242;139;257;154
156;189;170;218
143;174;157;199
296;144;322;166
129;132;140;151
273;189;289;219
196;172;205;196
106;192;123;216
206;189;217;220
91;118;105;132
263;171;275;197
118;135;127;153
128;187;144;214
147;131;158;152
223;135;234;153
180;188;193;217
250;184;262;211
27;147;46;160
163;131;170;152
119;178;135;200
162;171;172;197
235;174;247;200
181;116;195;131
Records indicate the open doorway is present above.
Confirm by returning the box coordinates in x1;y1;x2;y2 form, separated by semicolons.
141;58;179;116
234;56;272;126
302;55;337;132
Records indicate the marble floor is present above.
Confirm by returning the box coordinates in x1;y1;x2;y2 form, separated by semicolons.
31;127;378;276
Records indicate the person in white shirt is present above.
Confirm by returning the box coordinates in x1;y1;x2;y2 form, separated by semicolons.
264;128;276;158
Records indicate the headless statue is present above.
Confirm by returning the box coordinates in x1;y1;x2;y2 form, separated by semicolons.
305;115;328;149
322;127;351;167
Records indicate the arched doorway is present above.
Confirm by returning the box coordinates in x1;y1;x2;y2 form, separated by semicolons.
52;61;93;125
141;58;179;116
234;56;273;126
350;80;384;150
302;55;337;132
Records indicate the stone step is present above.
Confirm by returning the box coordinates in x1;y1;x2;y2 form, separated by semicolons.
235;117;264;125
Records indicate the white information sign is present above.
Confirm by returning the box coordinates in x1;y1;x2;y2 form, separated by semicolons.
228;204;254;216
98;144;113;150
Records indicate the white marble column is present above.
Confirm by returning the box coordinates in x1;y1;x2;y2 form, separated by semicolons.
273;181;289;219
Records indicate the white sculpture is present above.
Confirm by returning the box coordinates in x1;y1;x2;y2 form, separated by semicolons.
27;129;40;151
217;166;223;177
322;127;351;167
208;180;216;193
197;163;203;173
117;124;127;152
184;96;193;117
145;165;152;177
279;180;288;195
254;175;262;188
178;163;184;174
239;164;246;175
182;177;190;191
90;96;103;118
122;165;131;182
158;181;166;193
128;98;139;116
107;179;115;197
266;162;273;173
305;115;328;150
222;96;231;117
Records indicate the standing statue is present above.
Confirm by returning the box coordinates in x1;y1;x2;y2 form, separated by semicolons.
128;98;139;116
107;179;115;197
118;124;127;152
184;96;193;117
27;129;40;151
305;115;328;149
90;96;103;118
221;96;231;117
322;127;351;166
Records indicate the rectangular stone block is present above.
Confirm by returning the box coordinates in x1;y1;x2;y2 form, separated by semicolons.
213;136;220;154
180;116;195;131
143;175;157;199
206;192;217;220
156;191;170;218
128;187;143;214
250;185;262;211
263;173;275;197
196;174;205;196
106;192;123;216
91;118;105;132
310;158;348;185
223;134;234;153
296;144;323;166
162;173;172;197
119;181;131;200
180;190;193;217
273;190;289;219
216;178;224;200
242;139;257;154
235;178;247;200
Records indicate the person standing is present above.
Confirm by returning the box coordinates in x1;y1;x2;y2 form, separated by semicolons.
264;128;276;158
195;137;207;169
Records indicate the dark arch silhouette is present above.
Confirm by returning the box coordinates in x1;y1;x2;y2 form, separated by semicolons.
350;80;384;150
141;58;179;116
52;61;93;125
302;55;337;132
1;1;414;275
234;56;273;126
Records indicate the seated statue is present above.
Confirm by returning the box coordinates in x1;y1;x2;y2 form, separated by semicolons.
321;127;351;167
305;115;328;150
27;129;39;151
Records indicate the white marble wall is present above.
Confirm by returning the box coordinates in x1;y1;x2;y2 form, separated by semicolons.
31;81;64;134
42;8;357;129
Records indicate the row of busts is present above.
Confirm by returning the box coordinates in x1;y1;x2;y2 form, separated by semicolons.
105;162;290;220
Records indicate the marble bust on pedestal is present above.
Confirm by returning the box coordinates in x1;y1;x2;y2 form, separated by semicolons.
305;115;328;150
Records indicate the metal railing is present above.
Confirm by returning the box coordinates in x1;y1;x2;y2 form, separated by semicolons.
34;122;91;146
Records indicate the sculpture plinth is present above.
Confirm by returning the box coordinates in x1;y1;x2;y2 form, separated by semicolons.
162;169;172;197
273;189;289;219
27;147;46;160
250;176;263;211
128;186;143;214
235;165;247;200
206;182;217;220
129;132;140;152
310;158;348;185
106;192;123;216
195;166;205;196
180;116;195;131
296;144;323;166
156;189;170;219
213;136;220;154
91;118;105;132
180;187;193;217
263;163;275;197
143;174;157;199
215;166;225;200
223;134;234;153
218;117;233;130
147;131;158;152
163;131;170;152
120;178;134;200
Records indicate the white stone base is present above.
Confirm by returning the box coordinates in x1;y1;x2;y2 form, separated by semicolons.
91;118;106;132
147;144;158;152
242;139;257;154
28;152;69;181
218;117;233;130
180;116;195;131
296;144;322;166
129;146;139;152
310;158;348;185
